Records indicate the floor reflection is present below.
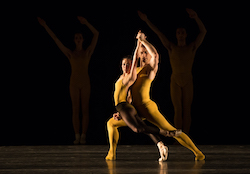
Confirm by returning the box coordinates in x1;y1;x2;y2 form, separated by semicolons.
159;160;205;174
159;162;168;174
1;145;249;173
106;161;117;174
106;160;205;174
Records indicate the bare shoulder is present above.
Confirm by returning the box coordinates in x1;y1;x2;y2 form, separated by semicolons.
117;75;124;82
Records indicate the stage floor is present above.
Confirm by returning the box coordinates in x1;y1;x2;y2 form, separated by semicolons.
0;145;249;173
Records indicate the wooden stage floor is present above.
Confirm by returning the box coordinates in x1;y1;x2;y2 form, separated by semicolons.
0;145;249;173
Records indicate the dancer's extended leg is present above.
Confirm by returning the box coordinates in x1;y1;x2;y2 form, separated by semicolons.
106;117;127;160
135;101;205;160
117;103;161;135
174;133;204;160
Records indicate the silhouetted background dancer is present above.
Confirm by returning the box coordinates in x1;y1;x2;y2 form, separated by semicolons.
38;16;99;144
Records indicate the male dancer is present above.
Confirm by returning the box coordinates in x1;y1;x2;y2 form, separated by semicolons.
138;8;207;133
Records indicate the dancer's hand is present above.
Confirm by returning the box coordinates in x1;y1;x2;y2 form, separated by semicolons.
186;8;198;19
138;11;148;21
168;129;182;137
136;30;147;41
160;129;182;137
37;17;46;27
113;112;121;121
77;16;88;24
168;131;176;137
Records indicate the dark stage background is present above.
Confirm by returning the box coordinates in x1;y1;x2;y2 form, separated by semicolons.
1;2;248;145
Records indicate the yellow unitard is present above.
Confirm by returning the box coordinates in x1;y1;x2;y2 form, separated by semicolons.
106;66;205;161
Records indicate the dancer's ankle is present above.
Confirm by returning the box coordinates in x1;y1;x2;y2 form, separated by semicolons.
80;134;86;144
73;134;80;145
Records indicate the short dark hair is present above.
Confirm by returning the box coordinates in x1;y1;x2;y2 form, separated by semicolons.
122;55;132;60
121;55;132;64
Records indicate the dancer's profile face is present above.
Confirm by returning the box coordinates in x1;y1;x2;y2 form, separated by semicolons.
74;33;84;46
176;28;187;41
139;46;150;64
121;58;132;74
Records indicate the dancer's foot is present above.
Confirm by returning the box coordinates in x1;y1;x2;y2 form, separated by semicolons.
157;142;168;162
73;134;80;145
80;134;86;145
195;151;205;161
105;150;116;161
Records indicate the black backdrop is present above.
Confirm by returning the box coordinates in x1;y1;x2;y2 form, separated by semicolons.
1;1;248;145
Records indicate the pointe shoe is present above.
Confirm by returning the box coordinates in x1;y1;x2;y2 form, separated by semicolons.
157;142;168;162
159;146;168;162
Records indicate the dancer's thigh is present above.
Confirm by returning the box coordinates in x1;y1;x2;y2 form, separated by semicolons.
135;101;176;131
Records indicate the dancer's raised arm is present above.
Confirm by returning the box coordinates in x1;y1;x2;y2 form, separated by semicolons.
136;31;159;74
77;16;99;56
186;8;207;51
123;39;140;86
138;11;173;51
37;17;72;59
131;40;141;78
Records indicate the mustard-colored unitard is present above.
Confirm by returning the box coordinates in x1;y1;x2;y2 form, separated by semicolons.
106;76;163;160
106;78;128;160
70;50;91;138
113;78;128;106
106;66;205;161
169;44;195;133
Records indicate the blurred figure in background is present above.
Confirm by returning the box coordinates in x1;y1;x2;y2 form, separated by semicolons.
38;16;99;144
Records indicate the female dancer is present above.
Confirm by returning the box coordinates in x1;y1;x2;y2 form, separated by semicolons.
138;9;207;133
106;30;205;161
38;16;99;144
106;31;179;161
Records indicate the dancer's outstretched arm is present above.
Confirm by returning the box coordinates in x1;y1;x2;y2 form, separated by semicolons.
123;39;140;86
186;9;207;51
113;39;140;121
130;40;140;81
77;16;99;56
138;11;173;51
37;17;72;59
136;31;159;77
